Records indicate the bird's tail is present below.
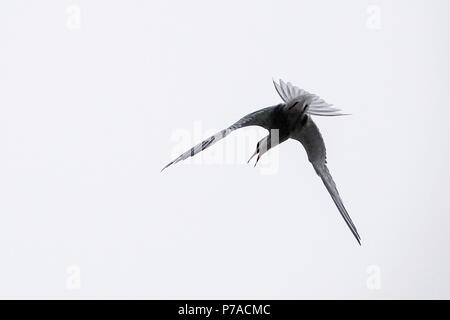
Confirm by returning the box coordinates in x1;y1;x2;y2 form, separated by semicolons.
272;78;350;116
306;105;350;117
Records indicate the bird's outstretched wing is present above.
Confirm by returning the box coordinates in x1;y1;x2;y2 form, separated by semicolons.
292;117;361;245
161;106;278;171
273;79;348;116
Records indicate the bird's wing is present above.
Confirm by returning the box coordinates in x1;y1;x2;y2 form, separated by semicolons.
291;117;361;245
161;106;277;171
273;79;348;116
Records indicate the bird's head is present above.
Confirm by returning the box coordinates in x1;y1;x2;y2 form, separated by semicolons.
248;134;278;167
256;136;270;157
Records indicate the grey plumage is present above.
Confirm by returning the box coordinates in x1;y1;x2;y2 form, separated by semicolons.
291;117;360;244
162;79;361;245
160;106;278;172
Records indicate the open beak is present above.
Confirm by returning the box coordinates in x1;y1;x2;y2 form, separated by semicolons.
247;150;261;167
254;154;261;167
247;150;258;164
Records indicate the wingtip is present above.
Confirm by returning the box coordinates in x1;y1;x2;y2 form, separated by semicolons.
160;162;172;172
354;231;362;246
308;112;352;117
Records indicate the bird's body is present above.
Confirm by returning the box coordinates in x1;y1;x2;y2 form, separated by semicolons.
162;79;361;245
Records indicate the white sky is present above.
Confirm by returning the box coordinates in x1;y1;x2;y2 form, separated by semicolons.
0;0;449;298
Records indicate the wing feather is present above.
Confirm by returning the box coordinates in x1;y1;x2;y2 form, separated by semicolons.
272;79;287;102
161;106;277;171
292;117;361;245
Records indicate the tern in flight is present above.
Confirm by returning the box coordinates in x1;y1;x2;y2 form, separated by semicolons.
162;79;361;245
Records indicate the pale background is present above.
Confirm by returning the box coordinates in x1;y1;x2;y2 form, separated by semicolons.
0;0;449;299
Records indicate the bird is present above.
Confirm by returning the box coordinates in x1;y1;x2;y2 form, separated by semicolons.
161;79;361;245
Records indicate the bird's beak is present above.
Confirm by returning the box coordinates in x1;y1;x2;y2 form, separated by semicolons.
248;150;262;167
247;150;258;164
254;154;261;167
